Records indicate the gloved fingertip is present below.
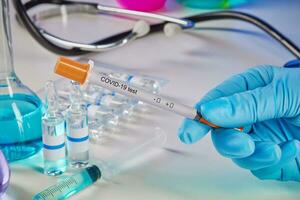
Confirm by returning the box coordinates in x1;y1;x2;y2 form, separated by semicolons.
178;118;210;144
211;129;255;158
200;98;235;127
178;132;193;144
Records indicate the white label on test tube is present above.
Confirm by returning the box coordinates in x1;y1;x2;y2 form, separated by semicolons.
67;127;89;154
43;134;66;161
89;71;197;119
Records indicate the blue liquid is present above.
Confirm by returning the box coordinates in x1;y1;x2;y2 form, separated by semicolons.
43;118;67;176
177;0;248;8
44;158;67;176
0;93;43;162
33;165;101;200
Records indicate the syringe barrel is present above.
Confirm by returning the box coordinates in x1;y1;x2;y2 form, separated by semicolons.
33;165;101;200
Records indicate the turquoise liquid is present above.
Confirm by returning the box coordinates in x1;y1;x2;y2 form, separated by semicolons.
33;167;97;200
44;158;67;176
177;0;248;8
0;93;43;162
43;118;67;176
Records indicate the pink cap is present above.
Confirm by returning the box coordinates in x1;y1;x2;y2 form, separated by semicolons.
116;0;166;12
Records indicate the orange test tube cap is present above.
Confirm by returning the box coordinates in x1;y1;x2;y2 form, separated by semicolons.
54;57;91;84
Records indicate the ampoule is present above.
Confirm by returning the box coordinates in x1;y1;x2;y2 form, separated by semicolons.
108;71;131;82
88;105;119;142
82;83;108;105
42;81;67;176
88;105;119;127
129;76;160;93
99;93;135;117
67;82;89;168
89;121;105;142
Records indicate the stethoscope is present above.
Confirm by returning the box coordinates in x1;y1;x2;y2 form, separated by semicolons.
13;0;300;60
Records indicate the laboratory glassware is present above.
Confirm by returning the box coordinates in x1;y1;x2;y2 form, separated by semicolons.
42;81;67;176
54;58;223;129
67;82;89;167
33;165;101;200
33;128;166;200
0;151;10;196
55;58;244;131
0;0;42;162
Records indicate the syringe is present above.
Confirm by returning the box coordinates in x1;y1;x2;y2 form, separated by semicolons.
54;57;242;131
33;165;101;200
33;128;166;200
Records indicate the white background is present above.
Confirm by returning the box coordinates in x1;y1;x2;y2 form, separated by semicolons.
6;0;300;199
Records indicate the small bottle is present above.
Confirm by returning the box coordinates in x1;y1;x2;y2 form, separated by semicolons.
88;105;119;127
99;93;135;117
129;76;160;93
42;81;67;176
88;105;119;142
67;82;89;168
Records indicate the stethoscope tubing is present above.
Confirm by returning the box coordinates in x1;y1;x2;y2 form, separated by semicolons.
13;0;300;58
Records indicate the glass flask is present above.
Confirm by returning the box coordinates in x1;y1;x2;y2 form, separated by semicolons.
0;0;43;162
177;0;248;9
0;150;10;196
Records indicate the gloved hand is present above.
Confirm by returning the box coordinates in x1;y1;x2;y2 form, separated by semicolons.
178;65;300;181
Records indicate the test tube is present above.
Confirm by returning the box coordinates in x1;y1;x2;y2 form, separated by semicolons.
54;57;230;130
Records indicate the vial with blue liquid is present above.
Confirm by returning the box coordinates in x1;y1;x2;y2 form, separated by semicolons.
0;0;42;162
42;81;67;176
67;82;89;167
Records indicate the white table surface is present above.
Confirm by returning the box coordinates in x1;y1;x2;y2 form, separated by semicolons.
5;0;300;199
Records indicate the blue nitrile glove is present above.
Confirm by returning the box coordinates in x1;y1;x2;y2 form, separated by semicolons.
178;65;300;181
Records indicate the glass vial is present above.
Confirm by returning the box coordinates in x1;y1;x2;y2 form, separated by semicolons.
42;81;67;176
0;0;42;162
67;82;89;168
